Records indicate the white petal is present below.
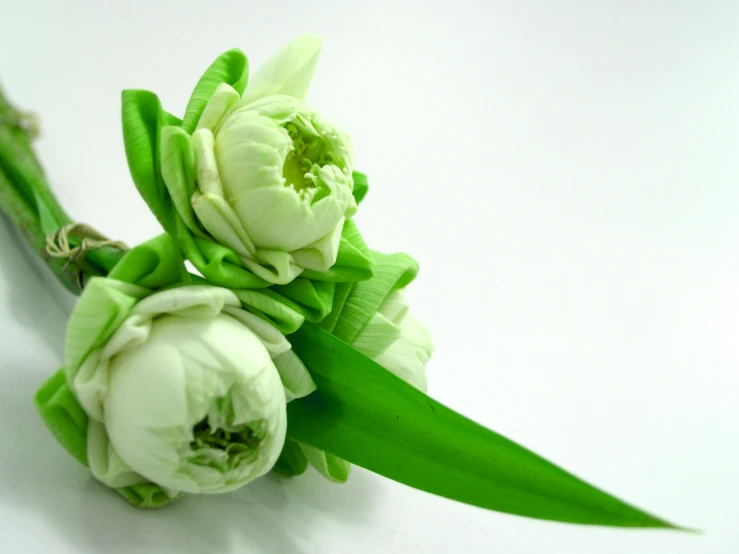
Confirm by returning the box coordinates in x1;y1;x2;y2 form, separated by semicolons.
290;218;344;272
192;128;226;197
197;82;241;132
192;191;257;259
271;350;316;402
241;34;323;105
241;249;304;285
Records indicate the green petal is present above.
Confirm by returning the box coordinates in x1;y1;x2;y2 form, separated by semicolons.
330;252;417;344
107;233;189;290
316;282;354;334
272;350;317;401
351;312;401;360
121;90;175;234
246;249;303;285
300;219;374;283
182;49;248;134
34;368;89;466
298;442;351;483
160;126;203;237
176;217;270;289
64;278;148;374
35;369;182;508
351;170;369;205
116;484;185;509
271;278;335;323
272;439;308;477
232;288;305;334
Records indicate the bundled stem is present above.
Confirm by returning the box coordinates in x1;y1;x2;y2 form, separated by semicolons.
0;85;124;292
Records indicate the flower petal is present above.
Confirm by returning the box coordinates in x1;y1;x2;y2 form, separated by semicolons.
290;218;344;272
241;34;323;105
197;82;241;133
192;191;257;259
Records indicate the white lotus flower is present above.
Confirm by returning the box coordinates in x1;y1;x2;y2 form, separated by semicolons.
352;290;432;392
66;281;315;495
161;34;356;285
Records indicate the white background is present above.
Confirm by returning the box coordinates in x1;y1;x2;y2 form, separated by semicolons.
0;1;737;552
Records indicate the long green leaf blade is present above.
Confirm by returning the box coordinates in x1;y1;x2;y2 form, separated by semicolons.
286;323;677;528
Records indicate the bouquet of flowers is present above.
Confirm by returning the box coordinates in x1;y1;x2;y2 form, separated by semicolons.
0;34;682;528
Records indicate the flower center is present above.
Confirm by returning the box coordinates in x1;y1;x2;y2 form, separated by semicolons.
189;417;267;472
282;123;336;193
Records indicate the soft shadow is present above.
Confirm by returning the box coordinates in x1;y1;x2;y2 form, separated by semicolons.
0;215;380;553
0;214;74;353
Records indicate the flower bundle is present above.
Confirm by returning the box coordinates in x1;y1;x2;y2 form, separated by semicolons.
0;35;680;528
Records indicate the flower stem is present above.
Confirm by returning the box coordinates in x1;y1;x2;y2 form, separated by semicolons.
0;84;122;293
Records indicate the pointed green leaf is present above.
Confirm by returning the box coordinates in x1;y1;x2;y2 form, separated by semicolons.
182;49;248;134
286;323;677;528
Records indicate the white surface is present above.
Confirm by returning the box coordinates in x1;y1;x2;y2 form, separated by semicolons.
1;1;737;552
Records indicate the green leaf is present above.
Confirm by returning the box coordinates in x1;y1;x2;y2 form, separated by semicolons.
121;90;174;233
286;323;678;528
352;170;369;205
182;49;248;134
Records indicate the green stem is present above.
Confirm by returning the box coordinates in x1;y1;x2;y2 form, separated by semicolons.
0;84;122;293
0;165;83;292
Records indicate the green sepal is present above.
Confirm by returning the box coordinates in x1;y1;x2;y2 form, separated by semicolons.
351;170;369;205
298;442;351;483
34;368;181;508
317;282;353;334
36;236;191;509
300;219;374;283
286;323;679;529
330;251;417;344
35;367;88;466
108;233;189;289
121;89;174;234
181;49;248;134
272;439;308;477
230;288;305;335
115;483;186;509
271;278;335;323
176;217;269;289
